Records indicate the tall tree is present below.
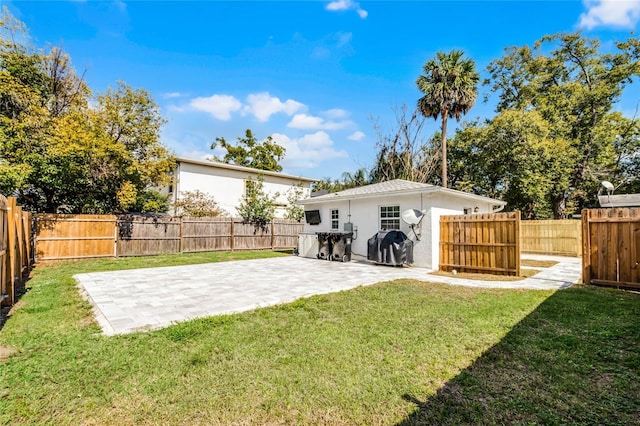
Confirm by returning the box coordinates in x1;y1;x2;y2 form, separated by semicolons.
370;104;439;184
212;129;286;172
416;50;479;188
486;32;640;216
0;8;174;213
449;110;576;219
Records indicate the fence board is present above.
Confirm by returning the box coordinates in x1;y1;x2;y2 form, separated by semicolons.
34;215;303;260
35;214;116;260
0;197;32;306
520;220;581;257
181;217;233;253
0;196;7;306
440;212;520;276
582;208;640;289
117;216;181;257
273;220;305;249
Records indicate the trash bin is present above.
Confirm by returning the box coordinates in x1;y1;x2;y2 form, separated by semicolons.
331;233;353;262
317;233;331;260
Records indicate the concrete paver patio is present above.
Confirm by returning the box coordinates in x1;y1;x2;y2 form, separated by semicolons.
75;255;582;335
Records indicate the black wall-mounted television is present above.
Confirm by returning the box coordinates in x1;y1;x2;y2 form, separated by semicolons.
304;210;321;225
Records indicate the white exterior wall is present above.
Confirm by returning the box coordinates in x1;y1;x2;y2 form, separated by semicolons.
301;192;500;269
301;194;434;267
174;162;311;218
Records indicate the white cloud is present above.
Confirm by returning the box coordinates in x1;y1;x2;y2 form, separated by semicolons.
190;95;242;121
325;0;368;19
287;113;353;130
579;0;640;29
336;32;352;48
166;104;186;113
272;131;348;169
243;92;306;122
163;92;184;99
348;131;365;141
323;108;349;119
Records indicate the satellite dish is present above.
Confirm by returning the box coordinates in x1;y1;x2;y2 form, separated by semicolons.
401;209;426;241
601;181;614;194
401;209;425;226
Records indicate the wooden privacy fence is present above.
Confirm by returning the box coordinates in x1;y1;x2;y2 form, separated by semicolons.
521;219;582;257
440;211;521;276
582;208;640;289
35;215;304;261
1;196;33;307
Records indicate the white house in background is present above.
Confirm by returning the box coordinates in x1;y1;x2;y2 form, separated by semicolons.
163;157;317;218
297;179;507;269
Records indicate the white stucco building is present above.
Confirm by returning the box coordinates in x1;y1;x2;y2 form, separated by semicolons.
297;179;507;269
164;157;317;218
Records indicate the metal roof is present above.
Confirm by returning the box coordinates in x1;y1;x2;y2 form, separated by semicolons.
300;179;506;206
598;193;640;207
176;157;317;183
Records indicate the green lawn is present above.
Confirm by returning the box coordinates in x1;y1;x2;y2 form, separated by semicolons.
1;251;638;425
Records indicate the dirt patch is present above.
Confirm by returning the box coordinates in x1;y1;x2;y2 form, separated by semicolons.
0;345;17;362
431;269;540;281
521;259;559;268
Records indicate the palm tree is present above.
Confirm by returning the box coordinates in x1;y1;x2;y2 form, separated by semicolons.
417;50;479;188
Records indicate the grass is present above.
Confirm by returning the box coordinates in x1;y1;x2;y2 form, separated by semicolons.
1;251;639;425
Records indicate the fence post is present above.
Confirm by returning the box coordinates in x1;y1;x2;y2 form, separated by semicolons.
114;218;118;258
514;211;521;277
179;217;184;254
6;197;17;305
581;209;590;285
22;212;32;274
230;218;235;252
271;221;275;250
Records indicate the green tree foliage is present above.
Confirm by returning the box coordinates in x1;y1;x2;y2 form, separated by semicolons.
237;176;277;228
417;50;479;188
212;129;286;172
0;9;174;213
173;190;224;217
284;184;305;222
312;168;369;193
484;32;640;217
449;110;576;219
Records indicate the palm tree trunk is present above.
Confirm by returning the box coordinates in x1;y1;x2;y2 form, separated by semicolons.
441;111;449;188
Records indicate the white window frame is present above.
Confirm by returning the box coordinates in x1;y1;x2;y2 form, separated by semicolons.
379;205;400;230
330;209;339;230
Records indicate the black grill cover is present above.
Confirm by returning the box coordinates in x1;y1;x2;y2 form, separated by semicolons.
367;230;414;265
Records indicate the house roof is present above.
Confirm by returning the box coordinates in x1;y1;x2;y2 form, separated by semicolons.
299;179;507;206
176;157;317;183
598;193;640;207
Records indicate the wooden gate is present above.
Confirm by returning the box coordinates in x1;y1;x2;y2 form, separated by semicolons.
440;211;521;276
582;208;640;289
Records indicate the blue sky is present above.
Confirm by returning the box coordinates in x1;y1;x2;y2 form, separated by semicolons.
6;0;640;179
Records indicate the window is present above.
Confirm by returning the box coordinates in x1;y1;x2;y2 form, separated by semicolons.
380;205;400;230
331;209;339;230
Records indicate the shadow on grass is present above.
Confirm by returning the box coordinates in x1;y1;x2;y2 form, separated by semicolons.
0;275;31;332
397;286;640;425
